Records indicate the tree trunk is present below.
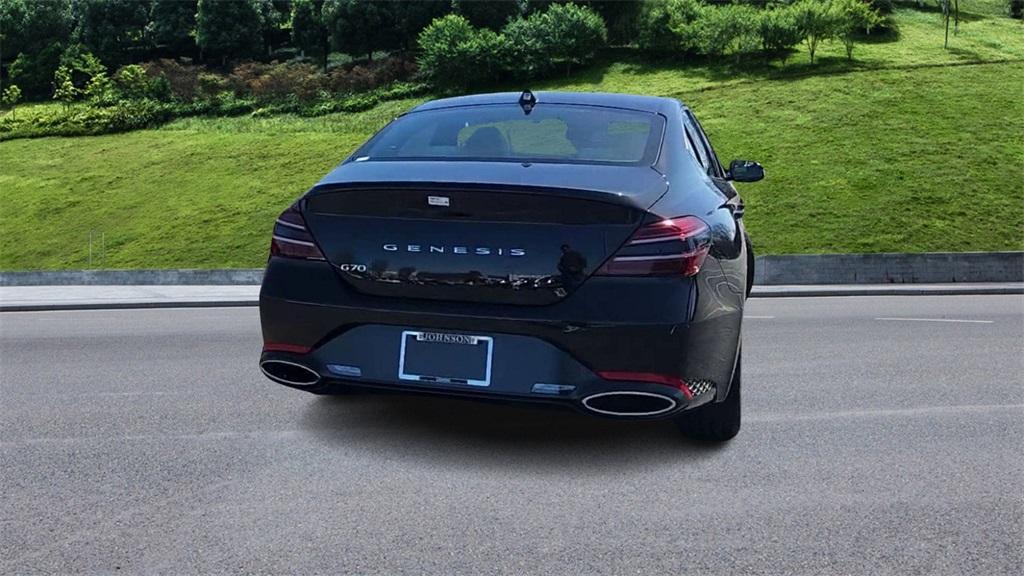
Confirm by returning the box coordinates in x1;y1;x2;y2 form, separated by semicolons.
322;37;330;73
944;12;950;49
954;0;960;35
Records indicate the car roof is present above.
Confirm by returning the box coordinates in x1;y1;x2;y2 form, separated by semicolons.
409;91;682;116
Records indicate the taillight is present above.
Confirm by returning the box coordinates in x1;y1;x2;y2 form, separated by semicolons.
595;216;711;277
270;203;325;261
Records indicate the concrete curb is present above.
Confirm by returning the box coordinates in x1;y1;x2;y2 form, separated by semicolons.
1;251;1021;287
0;268;263;286
752;251;1023;285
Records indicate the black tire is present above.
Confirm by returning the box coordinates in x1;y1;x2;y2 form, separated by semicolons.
674;352;741;442
745;235;755;298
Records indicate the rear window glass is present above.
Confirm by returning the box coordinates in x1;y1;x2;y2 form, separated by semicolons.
353;104;664;166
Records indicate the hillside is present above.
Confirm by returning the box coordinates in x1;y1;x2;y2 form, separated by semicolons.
1;8;1021;270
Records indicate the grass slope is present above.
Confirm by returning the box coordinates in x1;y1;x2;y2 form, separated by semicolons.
1;9;1021;270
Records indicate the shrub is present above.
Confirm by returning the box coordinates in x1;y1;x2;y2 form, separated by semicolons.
197;72;229;98
417;14;482;89
759;4;803;62
142;59;203;101
638;0;703;55
533;3;607;75
1;85;22;119
327;56;417;93
114;65;152;100
53;66;80;111
85;71;117;105
637;0;677;53
503;15;552;78
0;99;176;141
228;61;326;103
696;3;761;60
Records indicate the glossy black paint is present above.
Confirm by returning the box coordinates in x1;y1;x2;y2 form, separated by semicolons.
259;91;754;417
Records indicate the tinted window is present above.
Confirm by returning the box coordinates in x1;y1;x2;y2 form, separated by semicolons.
683;127;707;169
686;110;724;177
354;104;665;166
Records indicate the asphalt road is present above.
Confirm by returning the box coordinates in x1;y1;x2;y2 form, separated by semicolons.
1;295;1022;575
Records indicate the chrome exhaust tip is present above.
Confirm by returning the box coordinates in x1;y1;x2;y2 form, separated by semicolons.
581;391;677;417
260;359;321;386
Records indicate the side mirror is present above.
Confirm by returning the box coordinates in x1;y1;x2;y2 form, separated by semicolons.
727;160;764;182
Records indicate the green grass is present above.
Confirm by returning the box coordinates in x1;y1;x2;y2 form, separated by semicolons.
1;9;1022;270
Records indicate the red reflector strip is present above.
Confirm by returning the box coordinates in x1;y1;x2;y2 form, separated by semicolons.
597;371;694;400
262;342;312;354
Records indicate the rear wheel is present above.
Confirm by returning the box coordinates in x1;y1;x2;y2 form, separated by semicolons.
674;352;741;442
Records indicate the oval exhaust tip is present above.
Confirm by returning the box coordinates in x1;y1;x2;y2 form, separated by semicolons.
260;359;321;386
582;391;677;417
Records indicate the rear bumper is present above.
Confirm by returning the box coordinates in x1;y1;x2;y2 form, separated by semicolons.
259;258;743;418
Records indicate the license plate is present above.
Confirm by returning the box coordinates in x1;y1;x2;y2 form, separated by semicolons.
398;331;493;387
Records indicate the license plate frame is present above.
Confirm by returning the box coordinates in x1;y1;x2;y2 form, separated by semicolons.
398;330;493;387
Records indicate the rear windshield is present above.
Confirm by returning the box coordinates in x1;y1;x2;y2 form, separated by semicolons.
353;104;664;166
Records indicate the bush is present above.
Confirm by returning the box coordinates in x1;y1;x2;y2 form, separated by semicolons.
328;56;417;93
758;5;803;62
417;14;484;89
0;99;176;141
226;62;325;104
638;0;706;56
696;3;761;60
142;59;203;101
85;71;117;105
503;15;553;78
1;85;23;119
114;65;152;100
533;3;607;75
197;72;229;98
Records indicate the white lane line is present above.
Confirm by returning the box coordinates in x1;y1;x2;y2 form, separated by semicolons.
875;317;994;324
745;315;775;319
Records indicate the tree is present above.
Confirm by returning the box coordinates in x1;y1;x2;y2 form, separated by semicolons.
391;0;450;50
196;0;267;64
453;0;522;31
792;0;841;64
696;3;760;61
53;65;80;111
148;0;198;57
72;0;154;66
938;0;960;49
758;4;803;63
324;0;399;61
1011;0;1024;19
834;0;880;59
637;0;702;56
1;84;22;119
587;0;644;46
292;0;330;71
1;0;74;97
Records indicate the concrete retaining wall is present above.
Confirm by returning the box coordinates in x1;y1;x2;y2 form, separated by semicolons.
2;252;1021;286
752;252;1023;285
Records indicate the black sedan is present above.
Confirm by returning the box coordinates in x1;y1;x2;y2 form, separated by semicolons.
259;91;763;442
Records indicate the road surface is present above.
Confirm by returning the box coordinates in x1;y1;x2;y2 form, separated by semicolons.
2;295;1022;574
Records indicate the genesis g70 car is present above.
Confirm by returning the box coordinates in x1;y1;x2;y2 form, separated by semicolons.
259;91;764;442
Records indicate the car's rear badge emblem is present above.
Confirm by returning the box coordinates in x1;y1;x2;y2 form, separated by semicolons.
427;195;450;207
